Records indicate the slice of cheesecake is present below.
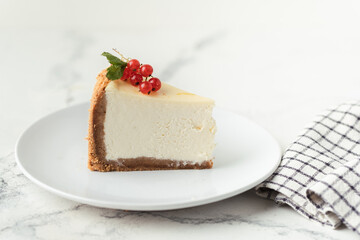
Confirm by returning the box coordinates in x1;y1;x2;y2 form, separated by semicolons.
88;69;216;172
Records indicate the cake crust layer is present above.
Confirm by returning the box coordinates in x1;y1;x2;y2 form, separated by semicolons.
88;70;110;171
88;70;213;172
92;157;213;172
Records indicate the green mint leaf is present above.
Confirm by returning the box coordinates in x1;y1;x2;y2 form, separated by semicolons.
102;52;127;66
106;64;126;80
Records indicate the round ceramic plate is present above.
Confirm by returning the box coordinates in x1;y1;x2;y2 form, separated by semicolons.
15;103;281;211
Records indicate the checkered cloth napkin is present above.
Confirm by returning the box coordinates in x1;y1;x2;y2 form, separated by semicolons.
256;102;360;234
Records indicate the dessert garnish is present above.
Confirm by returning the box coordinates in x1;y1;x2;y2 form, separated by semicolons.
102;49;161;94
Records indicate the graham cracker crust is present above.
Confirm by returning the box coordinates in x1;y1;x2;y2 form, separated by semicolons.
87;69;213;172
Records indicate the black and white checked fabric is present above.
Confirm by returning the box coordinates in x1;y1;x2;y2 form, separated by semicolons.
256;102;360;234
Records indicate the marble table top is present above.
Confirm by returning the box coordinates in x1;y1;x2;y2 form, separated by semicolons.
1;1;360;239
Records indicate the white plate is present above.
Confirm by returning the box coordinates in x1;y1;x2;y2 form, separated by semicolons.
15;103;281;211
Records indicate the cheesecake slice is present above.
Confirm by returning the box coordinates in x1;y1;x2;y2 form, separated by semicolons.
88;69;216;171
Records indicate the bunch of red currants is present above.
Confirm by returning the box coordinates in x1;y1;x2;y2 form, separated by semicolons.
121;59;161;94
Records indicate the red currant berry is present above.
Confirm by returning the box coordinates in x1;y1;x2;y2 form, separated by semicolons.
127;59;140;71
129;69;138;78
140;64;153;77
129;74;143;86
139;81;152;94
149;78;161;91
121;67;131;80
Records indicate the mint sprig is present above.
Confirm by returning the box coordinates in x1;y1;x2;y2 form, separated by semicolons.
102;52;127;80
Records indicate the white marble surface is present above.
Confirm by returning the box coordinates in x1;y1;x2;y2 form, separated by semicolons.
1;0;360;239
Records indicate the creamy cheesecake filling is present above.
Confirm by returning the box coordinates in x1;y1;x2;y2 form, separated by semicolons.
103;80;216;163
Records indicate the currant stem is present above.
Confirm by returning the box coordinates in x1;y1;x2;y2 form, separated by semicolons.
112;48;131;62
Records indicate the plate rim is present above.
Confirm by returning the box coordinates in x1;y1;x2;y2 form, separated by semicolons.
15;102;282;211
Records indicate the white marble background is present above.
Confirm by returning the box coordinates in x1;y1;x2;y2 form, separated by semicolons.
1;0;360;239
